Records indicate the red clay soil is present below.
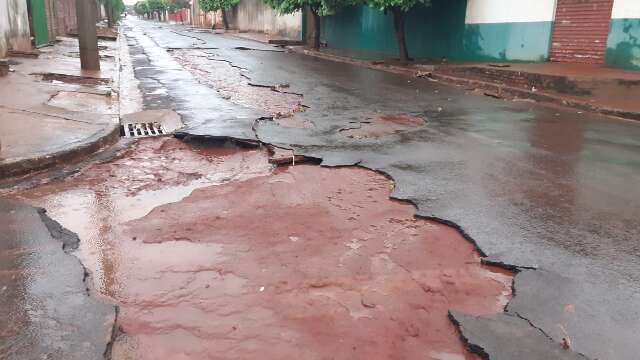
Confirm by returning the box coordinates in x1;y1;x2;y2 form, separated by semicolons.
12;138;511;360
116;158;510;359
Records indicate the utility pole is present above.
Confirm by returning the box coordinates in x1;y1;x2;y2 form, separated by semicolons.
76;0;100;71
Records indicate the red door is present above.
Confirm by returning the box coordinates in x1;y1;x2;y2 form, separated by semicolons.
549;0;614;64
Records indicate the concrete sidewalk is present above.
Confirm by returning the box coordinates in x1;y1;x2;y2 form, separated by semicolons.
0;36;121;179
435;62;640;119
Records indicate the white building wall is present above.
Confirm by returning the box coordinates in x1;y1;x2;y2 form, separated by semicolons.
231;0;301;39
611;0;640;19
465;0;557;24
0;0;31;57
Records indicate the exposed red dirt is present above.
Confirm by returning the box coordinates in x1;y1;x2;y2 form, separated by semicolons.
12;137;511;360
116;163;510;359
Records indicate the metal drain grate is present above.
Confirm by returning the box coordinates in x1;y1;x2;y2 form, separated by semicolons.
121;122;166;138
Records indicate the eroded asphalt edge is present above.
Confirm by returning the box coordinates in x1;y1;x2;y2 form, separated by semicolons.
0;200;117;360
123;23;592;360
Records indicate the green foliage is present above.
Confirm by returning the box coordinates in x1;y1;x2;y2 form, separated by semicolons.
98;0;126;24
199;0;239;12
133;1;149;15
146;0;166;12
264;0;354;16
165;0;190;12
367;0;429;12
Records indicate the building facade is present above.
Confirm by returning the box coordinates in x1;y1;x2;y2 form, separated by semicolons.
0;0;31;57
229;0;301;39
320;0;640;70
190;0;301;39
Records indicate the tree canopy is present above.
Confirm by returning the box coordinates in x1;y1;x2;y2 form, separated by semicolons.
145;0;166;12
198;0;240;12
98;0;126;27
367;0;428;13
165;0;190;12
133;1;150;16
199;0;239;29
265;0;356;49
264;0;337;16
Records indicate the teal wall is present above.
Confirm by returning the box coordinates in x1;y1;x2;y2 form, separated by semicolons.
320;1;553;62
605;18;640;71
321;0;468;60
463;22;553;62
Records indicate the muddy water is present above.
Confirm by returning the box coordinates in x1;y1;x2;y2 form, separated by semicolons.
12;137;511;360
12;138;272;297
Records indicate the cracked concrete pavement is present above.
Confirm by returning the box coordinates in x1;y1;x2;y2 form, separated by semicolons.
120;19;640;359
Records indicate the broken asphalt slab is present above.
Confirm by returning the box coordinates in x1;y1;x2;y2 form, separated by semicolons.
127;19;640;360
448;311;588;360
125;24;265;143
0;199;116;360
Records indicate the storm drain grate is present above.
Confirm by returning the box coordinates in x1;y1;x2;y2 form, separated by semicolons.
121;122;166;138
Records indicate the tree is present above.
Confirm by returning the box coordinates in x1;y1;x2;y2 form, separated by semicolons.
146;0;167;20
165;0;190;23
199;0;239;29
265;0;353;50
134;1;150;17
368;0;430;63
99;0;126;27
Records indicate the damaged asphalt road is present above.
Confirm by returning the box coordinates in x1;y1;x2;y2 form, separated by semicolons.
125;19;640;360
0;200;116;360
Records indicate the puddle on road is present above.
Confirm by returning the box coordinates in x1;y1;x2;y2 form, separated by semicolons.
340;113;426;139
11;137;511;360
12;137;272;297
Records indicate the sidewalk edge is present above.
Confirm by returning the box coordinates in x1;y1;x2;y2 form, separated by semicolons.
0;123;121;180
294;48;640;122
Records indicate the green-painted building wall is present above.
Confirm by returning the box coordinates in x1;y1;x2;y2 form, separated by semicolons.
605;18;640;71
463;22;553;62
320;0;468;60
30;0;49;47
320;1;554;62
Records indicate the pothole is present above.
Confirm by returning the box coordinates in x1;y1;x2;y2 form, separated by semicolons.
339;113;426;139
11;138;512;360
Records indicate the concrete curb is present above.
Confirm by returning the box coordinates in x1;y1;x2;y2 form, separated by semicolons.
0;32;125;181
295;48;640;122
0;123;121;179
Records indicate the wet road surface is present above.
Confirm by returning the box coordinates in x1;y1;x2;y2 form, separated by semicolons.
3;17;640;360
11;137;510;360
0;200;115;360
122;19;640;360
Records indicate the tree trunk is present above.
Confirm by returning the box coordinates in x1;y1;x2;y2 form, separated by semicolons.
310;9;321;50
391;7;409;64
106;4;114;28
221;9;229;29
